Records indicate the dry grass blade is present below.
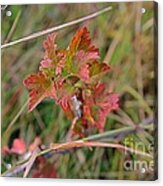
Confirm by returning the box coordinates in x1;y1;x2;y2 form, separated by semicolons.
1;6;112;49
123;85;153;115
50;140;152;158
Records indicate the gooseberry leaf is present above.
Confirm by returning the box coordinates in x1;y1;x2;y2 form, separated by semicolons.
24;27;119;136
40;33;66;77
90;61;110;77
43;33;57;59
23;72;56;112
69;27;99;55
95;92;119;131
79;64;90;81
65;27;99;74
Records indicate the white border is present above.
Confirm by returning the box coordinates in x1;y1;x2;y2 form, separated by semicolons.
1;0;162;186
0;0;156;5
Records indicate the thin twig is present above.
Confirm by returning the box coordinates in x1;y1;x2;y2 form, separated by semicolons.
1;6;112;49
23;148;40;178
66;117;78;141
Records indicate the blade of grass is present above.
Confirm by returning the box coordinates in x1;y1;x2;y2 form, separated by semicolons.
1;6;112;49
123;85;153;115
3;100;28;137
4;10;22;43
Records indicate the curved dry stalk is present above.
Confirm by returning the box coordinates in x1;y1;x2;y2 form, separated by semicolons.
23;148;40;178
2;119;153;177
49;140;152;158
2;140;152;177
1;6;112;49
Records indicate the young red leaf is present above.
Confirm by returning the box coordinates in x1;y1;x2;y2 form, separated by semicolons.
94;82;106;97
55;56;65;75
69;27;99;55
56;83;75;119
11;138;26;155
75;50;99;63
79;64;90;81
95;92;119;131
43;33;57;59
80;85;119;133
57;95;71;111
23;72;56;112
89;61;110;77
40;33;66;77
40;57;52;69
65;27;99;75
32;157;57;178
